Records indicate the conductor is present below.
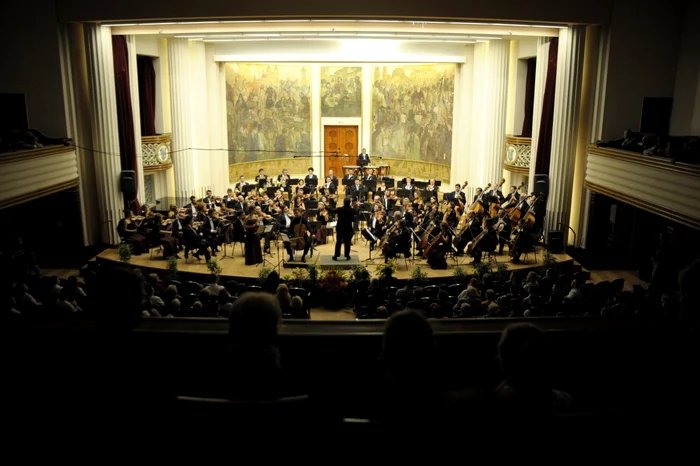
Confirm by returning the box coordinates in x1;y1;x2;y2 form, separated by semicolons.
333;197;355;261
356;148;371;167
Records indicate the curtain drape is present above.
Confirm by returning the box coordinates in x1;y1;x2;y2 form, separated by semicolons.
534;38;559;176
112;35;139;212
520;57;537;137
137;56;157;136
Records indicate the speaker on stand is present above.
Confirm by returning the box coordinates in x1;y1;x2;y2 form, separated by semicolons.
547;230;564;254
120;170;137;214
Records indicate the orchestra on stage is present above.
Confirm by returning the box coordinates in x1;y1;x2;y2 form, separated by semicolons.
117;163;547;270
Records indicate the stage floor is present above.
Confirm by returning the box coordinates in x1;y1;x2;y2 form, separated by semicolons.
97;236;574;282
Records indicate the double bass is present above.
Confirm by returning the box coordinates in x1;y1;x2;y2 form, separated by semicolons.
503;181;526;212
292;216;308;252
488;178;506;218
469;183;491;215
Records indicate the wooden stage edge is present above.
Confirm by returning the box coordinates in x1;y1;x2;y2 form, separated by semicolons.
97;240;574;283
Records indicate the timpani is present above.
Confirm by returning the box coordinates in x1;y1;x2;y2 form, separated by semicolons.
343;165;360;176
377;164;390;177
362;165;379;176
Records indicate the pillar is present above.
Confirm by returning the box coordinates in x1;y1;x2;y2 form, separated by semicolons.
205;43;229;196
528;37;551;192
468;42;488;194
482;40;510;186
569;26;600;246
84;24;125;245
125;35;146;206
545;26;586;236
190;40;211;198
168;38;197;204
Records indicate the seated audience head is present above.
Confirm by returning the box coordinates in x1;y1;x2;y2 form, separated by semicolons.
228;292;282;350
290;296;303;309
498;323;550;391
96;268;145;331
381;310;436;382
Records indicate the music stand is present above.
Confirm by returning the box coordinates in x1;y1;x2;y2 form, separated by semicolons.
362;229;379;264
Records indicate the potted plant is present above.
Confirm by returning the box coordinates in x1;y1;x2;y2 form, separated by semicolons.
165;255;179;280
350;264;368;283
472;261;491;280
206;258;223;284
319;269;349;309
306;265;321;307
290;268;308;288
539;249;559;275
452;265;468;284
410;264;429;286
496;261;510;281
118;243;132;264
375;259;398;281
258;266;274;287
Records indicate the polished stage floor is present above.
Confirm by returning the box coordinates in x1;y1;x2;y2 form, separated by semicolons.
97;234;574;281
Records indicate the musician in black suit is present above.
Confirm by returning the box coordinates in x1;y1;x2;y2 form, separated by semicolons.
327;169;339;185
182;215;211;261
203;190;214;208
349;179;364;201
184;196;198;216
470;217;498;264
503;185;520;206
364;168;377;182
452;184;467;204
510;219;531;264
304;167;318;188
284;207;311;262
234;175;248;195
223;188;236;209
402;177;415;201
384;219;411;263
321;176;337;197
333;197;355;261
255;168;268;185
201;208;221;256
356;148;371;167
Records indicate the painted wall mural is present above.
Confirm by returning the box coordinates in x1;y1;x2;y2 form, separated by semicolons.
320;66;362;117
225;63;311;170
371;64;455;165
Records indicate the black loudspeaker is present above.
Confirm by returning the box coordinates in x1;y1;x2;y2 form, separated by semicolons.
534;174;549;197
548;230;564;254
120;170;136;194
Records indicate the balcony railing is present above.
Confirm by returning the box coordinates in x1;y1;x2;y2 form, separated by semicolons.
585;145;700;230
0;145;79;209
504;135;531;173
142;134;172;172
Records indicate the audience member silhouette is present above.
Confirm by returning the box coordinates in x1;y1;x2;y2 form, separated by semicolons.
227;292;283;400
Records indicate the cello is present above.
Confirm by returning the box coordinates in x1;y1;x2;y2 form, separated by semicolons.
503;181;526;212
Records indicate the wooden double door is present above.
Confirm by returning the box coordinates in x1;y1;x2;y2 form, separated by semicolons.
323;125;358;178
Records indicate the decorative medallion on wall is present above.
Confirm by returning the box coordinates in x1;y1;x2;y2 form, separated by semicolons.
142;134;172;172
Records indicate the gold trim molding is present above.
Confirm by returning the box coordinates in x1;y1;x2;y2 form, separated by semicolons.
505;135;532;145
144;162;173;173
141;134;172;145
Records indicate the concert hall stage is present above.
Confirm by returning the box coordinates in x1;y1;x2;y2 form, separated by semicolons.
96;239;574;283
